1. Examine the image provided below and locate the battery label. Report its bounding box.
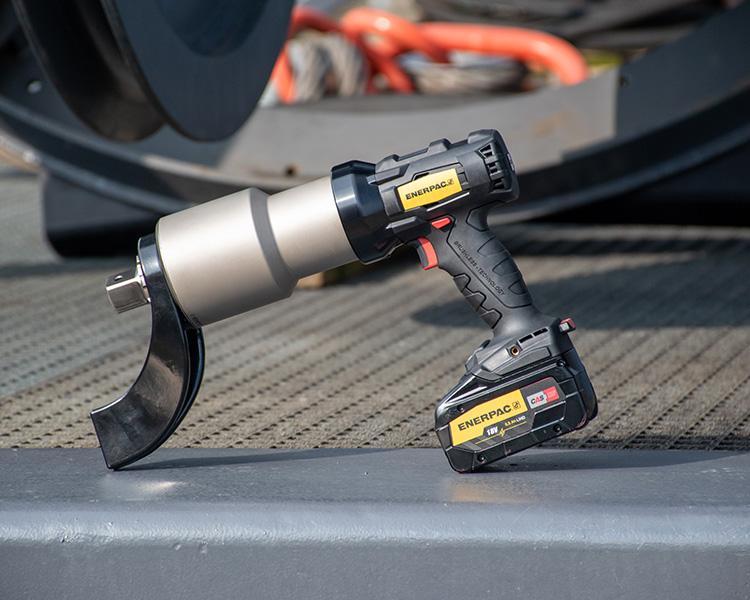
[448,377,565,450]
[449,389,528,446]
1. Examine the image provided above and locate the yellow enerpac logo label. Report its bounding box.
[397,168,463,210]
[449,390,528,446]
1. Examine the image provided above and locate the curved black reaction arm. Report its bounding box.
[90,235,204,470]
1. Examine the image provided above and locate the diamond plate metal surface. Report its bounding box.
[1,167,749,450]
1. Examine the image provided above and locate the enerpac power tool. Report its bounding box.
[93,130,597,472]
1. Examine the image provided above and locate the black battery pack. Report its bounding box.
[435,346,596,473]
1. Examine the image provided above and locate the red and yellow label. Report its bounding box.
[397,168,463,210]
[449,390,528,446]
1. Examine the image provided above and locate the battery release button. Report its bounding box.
[559,317,576,333]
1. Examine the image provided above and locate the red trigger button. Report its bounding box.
[431,216,453,230]
[416,237,439,270]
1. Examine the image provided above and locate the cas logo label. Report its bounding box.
[527,385,560,408]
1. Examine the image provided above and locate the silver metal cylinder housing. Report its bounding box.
[155,177,356,326]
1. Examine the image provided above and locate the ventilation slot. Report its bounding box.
[518,328,548,347]
[478,143,507,191]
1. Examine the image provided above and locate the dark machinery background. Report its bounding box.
[1,0,749,254]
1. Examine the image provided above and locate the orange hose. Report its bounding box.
[418,22,589,85]
[340,8,450,93]
[272,6,342,103]
[271,6,588,103]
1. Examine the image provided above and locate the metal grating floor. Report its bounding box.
[1,166,750,451]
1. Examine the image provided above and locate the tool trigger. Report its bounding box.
[413,237,439,270]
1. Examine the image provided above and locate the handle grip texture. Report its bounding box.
[428,206,539,332]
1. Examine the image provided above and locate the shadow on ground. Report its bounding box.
[411,252,750,329]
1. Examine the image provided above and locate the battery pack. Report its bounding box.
[435,353,595,472]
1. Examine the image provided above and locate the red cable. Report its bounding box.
[271,6,588,103]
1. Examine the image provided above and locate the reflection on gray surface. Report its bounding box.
[0,448,748,600]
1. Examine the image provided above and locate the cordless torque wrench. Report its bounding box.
[93,130,597,471]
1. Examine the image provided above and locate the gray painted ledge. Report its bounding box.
[1,447,748,600]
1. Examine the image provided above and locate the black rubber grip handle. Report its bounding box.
[428,206,537,331]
